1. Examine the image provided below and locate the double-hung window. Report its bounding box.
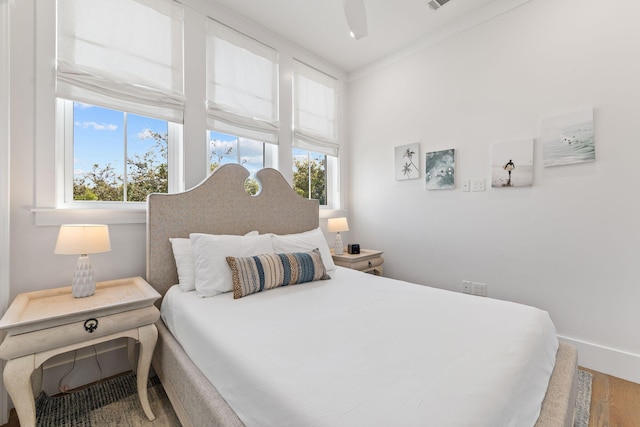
[292,60,340,207]
[56,0,184,205]
[206,19,279,193]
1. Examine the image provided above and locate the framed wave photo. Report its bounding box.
[394,143,420,180]
[425,148,455,190]
[541,108,595,167]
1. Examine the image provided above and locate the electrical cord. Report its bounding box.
[57,345,103,394]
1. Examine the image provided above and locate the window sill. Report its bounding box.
[33,206,341,226]
[31,207,147,226]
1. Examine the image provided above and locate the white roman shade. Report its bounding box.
[207,20,279,144]
[57,0,185,122]
[293,60,339,157]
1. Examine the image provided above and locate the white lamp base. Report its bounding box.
[334,232,344,255]
[72,254,96,298]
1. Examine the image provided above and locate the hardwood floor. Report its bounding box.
[0,368,638,426]
[582,367,640,427]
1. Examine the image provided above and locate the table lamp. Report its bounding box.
[54,224,111,298]
[327,217,349,255]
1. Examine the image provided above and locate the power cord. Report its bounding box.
[57,345,103,393]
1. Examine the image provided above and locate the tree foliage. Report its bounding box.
[74,132,262,201]
[293,155,326,205]
[73,130,168,202]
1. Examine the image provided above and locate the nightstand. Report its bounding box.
[0,277,160,427]
[331,249,384,275]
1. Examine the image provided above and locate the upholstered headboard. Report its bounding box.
[146,164,319,298]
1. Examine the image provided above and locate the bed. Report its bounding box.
[146,164,579,427]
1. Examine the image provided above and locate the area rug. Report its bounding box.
[574,369,592,427]
[34,369,593,426]
[35,372,180,427]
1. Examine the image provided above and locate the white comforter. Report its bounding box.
[161,267,558,427]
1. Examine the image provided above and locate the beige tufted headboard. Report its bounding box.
[146,164,319,298]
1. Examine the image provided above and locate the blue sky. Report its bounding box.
[73,103,167,178]
[73,102,265,178]
[74,102,323,181]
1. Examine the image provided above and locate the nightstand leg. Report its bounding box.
[4,355,36,427]
[136,324,158,421]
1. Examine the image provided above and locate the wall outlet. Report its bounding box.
[471,282,487,297]
[471,178,486,192]
[462,280,471,294]
[461,179,470,192]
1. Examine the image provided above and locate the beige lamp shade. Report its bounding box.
[54,224,111,255]
[327,217,349,233]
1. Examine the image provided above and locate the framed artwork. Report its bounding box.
[541,108,595,167]
[491,139,534,188]
[425,148,455,190]
[394,143,420,180]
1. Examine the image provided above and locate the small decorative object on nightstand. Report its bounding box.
[0,277,160,427]
[332,249,384,275]
[54,224,111,298]
[327,217,349,255]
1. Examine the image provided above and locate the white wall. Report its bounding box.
[347,0,640,382]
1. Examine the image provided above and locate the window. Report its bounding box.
[208,130,267,195]
[293,60,339,207]
[292,148,327,205]
[206,19,279,144]
[68,101,174,203]
[55,0,184,208]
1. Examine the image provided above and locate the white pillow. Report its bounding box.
[191,233,274,297]
[271,227,336,271]
[169,238,196,291]
[169,231,261,292]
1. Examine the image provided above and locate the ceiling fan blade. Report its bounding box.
[343,0,368,40]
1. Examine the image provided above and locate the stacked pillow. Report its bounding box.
[169,227,335,299]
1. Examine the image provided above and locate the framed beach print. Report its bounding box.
[491,139,534,188]
[394,143,420,180]
[540,108,595,167]
[425,148,455,190]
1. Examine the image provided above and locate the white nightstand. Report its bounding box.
[0,276,160,427]
[331,249,384,275]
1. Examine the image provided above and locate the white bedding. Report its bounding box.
[161,267,558,427]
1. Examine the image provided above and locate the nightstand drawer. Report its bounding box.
[0,306,159,360]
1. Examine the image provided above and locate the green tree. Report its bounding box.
[73,130,167,202]
[126,130,168,201]
[244,177,259,196]
[293,155,326,205]
[73,162,123,201]
[209,141,234,173]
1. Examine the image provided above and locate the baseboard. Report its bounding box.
[559,335,640,384]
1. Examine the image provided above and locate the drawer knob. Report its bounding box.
[84,318,99,333]
[368,261,372,268]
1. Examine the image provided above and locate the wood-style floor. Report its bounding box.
[581,367,640,427]
[1,368,639,426]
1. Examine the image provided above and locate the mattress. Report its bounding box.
[161,267,558,427]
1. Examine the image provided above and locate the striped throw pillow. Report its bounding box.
[226,248,330,299]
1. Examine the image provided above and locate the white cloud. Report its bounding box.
[75,121,118,131]
[137,128,154,140]
[74,102,94,110]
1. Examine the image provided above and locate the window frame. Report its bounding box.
[58,99,183,209]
